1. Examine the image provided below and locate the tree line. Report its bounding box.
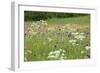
[24,11,89,21]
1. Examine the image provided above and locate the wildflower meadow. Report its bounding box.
[24,11,90,61]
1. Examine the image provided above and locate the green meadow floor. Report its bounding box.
[24,16,90,61]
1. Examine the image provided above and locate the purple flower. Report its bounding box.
[66,32,72,38]
[85,31,90,35]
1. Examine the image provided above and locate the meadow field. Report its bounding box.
[24,13,90,61]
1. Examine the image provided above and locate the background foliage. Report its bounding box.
[24,11,89,21]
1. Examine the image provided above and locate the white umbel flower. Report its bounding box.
[69,39,77,43]
[85,46,90,50]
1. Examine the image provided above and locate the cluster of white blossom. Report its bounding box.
[47,49,67,60]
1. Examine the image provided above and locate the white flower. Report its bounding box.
[76,44,79,45]
[80,38,83,41]
[54,50,60,54]
[62,50,66,53]
[81,50,85,54]
[72,32,79,35]
[49,51,54,55]
[74,34,85,40]
[48,52,59,59]
[72,32,86,41]
[59,49,63,51]
[85,46,90,50]
[80,33,84,35]
[55,53,60,57]
[59,49,65,53]
[61,53,65,56]
[69,39,77,43]
[48,37,52,42]
[47,49,66,59]
[72,42,76,45]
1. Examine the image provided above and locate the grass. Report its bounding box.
[24,15,90,62]
[46,16,90,25]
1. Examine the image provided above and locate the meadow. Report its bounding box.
[24,15,90,61]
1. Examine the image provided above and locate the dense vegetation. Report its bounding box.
[24,11,90,61]
[24,11,89,21]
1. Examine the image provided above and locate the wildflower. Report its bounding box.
[81,50,85,54]
[62,50,66,53]
[55,53,60,57]
[72,42,76,46]
[80,33,84,35]
[85,31,90,35]
[59,49,63,51]
[80,38,83,41]
[47,51,59,59]
[54,50,60,54]
[69,39,77,43]
[74,34,85,40]
[72,32,79,35]
[48,37,52,42]
[49,51,54,55]
[85,46,90,50]
[61,53,65,56]
[67,32,72,38]
[47,49,66,60]
[76,44,79,45]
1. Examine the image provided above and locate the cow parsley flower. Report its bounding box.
[47,49,66,60]
[69,39,77,43]
[74,33,85,41]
